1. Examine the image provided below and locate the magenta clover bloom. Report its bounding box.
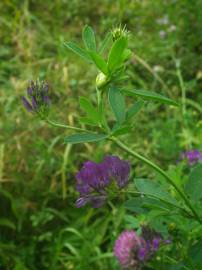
[75,155,130,208]
[22,80,50,117]
[114,230,146,269]
[180,150,202,166]
[114,227,168,269]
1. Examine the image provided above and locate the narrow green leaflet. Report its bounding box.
[82,25,96,51]
[185,164,202,201]
[64,41,92,63]
[98,32,112,54]
[79,97,101,123]
[112,125,132,136]
[89,52,108,75]
[79,117,99,127]
[124,197,149,214]
[135,178,178,205]
[125,197,171,214]
[64,133,108,144]
[107,37,128,72]
[126,100,144,119]
[122,89,179,106]
[121,49,132,62]
[108,87,126,124]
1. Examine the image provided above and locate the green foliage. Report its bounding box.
[82,25,97,51]
[1,0,202,269]
[98,32,112,54]
[64,133,108,144]
[89,51,108,75]
[185,164,202,201]
[122,89,179,106]
[135,178,178,205]
[64,41,92,63]
[108,87,126,124]
[79,96,101,124]
[126,100,144,120]
[188,238,202,268]
[107,37,128,72]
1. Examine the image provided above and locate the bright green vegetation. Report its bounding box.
[1,1,202,269]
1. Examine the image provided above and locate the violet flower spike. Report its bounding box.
[22,80,50,117]
[22,97,33,112]
[75,155,130,208]
[103,155,130,188]
[180,149,202,166]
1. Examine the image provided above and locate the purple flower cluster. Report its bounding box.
[180,150,202,166]
[114,227,167,269]
[22,80,50,116]
[75,155,130,208]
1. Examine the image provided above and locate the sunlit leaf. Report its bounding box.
[64,41,92,63]
[108,37,128,72]
[89,52,108,75]
[82,25,96,51]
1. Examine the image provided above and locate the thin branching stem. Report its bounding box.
[110,137,202,224]
[46,119,87,132]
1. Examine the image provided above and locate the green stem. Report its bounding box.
[186,98,202,114]
[46,119,87,132]
[96,87,111,133]
[176,60,186,117]
[61,144,72,199]
[110,137,202,224]
[96,86,101,108]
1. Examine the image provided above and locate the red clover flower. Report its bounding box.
[75,155,130,208]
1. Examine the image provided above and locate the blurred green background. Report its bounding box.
[0,0,202,269]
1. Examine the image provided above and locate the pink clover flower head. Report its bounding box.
[114,230,146,269]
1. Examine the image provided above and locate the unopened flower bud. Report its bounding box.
[111,25,130,42]
[95,72,109,89]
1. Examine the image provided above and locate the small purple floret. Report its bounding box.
[103,156,130,188]
[152,238,160,251]
[22,80,50,115]
[22,97,33,112]
[138,247,147,261]
[75,155,130,208]
[31,96,38,110]
[180,150,202,166]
